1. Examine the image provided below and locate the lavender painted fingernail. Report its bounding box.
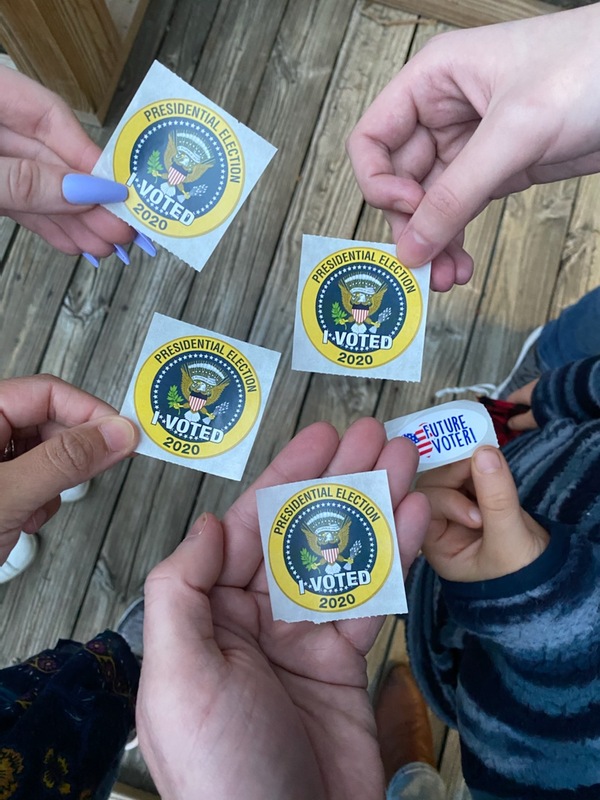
[82,252,100,268]
[113,244,130,265]
[62,174,129,205]
[133,229,157,257]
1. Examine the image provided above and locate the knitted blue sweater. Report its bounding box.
[406,356,600,799]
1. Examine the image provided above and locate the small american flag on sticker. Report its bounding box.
[403,428,433,457]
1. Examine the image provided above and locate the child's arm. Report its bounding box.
[530,355,600,426]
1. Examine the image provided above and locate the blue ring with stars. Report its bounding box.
[151,351,245,441]
[284,500,378,596]
[131,117,228,220]
[317,263,407,352]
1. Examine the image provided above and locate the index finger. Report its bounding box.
[0,66,100,172]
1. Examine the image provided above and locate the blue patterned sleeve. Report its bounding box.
[532,356,600,426]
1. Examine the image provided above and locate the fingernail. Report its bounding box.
[62,174,129,205]
[468,507,482,524]
[99,417,137,453]
[113,244,130,265]
[196,513,208,535]
[186,512,208,538]
[82,252,99,268]
[396,228,434,268]
[133,229,157,257]
[474,447,501,474]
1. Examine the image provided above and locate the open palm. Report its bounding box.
[137,418,429,800]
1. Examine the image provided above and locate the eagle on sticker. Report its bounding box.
[301,511,358,575]
[157,131,215,199]
[170,364,230,421]
[337,273,388,334]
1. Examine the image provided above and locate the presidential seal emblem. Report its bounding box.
[113,99,245,237]
[133,335,261,459]
[300,247,423,368]
[268,483,394,612]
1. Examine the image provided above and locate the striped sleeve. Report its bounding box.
[532,356,600,426]
[440,520,600,798]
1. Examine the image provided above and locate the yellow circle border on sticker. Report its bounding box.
[134,336,261,460]
[300,247,423,368]
[268,483,394,612]
[113,99,245,238]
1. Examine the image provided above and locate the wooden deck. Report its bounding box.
[2,0,600,794]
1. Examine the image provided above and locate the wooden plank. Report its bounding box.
[0,0,120,115]
[547,173,600,318]
[457,179,579,393]
[107,0,178,124]
[159,0,220,83]
[372,0,557,27]
[438,729,465,794]
[0,230,77,376]
[0,0,148,123]
[0,218,17,270]
[110,784,158,800]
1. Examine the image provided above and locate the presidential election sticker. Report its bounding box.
[93,61,276,272]
[385,400,499,473]
[292,235,431,381]
[121,313,280,480]
[256,470,407,623]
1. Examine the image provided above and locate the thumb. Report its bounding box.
[0,158,127,214]
[2,415,137,525]
[143,513,225,673]
[471,447,547,576]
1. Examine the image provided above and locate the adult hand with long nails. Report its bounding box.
[347,5,600,291]
[0,374,138,565]
[417,448,549,582]
[138,418,430,800]
[0,66,156,264]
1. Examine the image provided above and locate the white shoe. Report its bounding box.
[60,481,90,503]
[435,326,544,400]
[0,532,38,584]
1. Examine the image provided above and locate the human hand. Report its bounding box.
[0,66,156,263]
[417,447,549,582]
[0,374,138,564]
[506,379,539,431]
[347,5,600,290]
[138,418,429,800]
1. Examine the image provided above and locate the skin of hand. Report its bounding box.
[0,375,138,564]
[347,5,600,291]
[137,418,430,800]
[0,66,134,255]
[417,446,549,582]
[506,379,539,431]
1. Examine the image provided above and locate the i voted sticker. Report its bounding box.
[121,313,280,480]
[385,400,499,472]
[257,471,407,623]
[93,61,276,273]
[292,236,430,382]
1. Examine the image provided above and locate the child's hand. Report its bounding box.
[417,447,549,582]
[506,379,539,431]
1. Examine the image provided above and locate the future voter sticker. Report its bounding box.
[134,335,260,459]
[267,483,394,613]
[113,99,245,237]
[301,246,423,369]
[385,400,499,473]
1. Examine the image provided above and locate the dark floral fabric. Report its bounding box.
[0,632,139,799]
